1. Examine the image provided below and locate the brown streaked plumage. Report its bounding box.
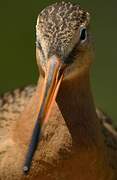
[0,1,117,180]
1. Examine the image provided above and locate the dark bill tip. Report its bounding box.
[23,166,29,174]
[23,121,41,175]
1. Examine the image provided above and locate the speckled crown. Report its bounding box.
[36,1,90,58]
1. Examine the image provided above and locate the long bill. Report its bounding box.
[23,55,66,174]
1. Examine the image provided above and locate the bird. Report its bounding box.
[0,1,117,180]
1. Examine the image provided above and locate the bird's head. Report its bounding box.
[35,0,93,127]
[36,1,93,80]
[24,1,94,173]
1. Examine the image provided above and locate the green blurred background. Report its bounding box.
[0,0,117,124]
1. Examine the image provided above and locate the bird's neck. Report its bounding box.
[56,70,114,179]
[57,69,103,146]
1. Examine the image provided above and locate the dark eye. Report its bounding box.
[36,41,42,50]
[80,27,87,43]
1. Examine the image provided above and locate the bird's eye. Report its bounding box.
[80,27,87,43]
[36,41,42,50]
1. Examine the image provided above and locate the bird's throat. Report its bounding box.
[57,70,103,147]
[56,70,114,179]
